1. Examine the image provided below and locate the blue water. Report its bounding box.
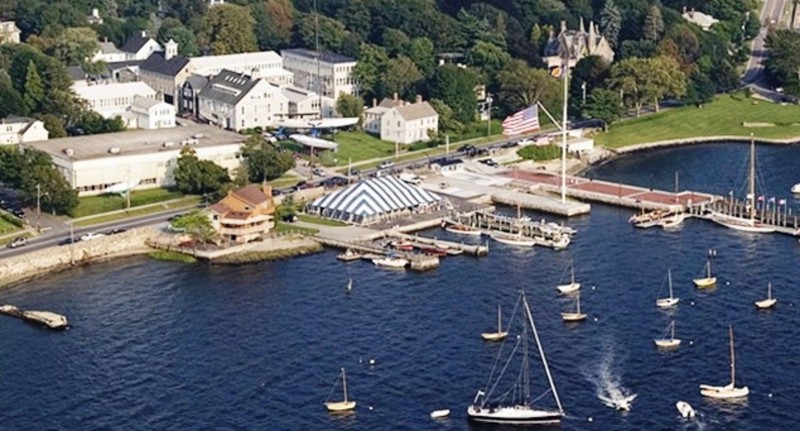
[2,143,800,430]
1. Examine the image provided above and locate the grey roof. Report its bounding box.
[120,33,150,53]
[198,69,260,105]
[281,48,355,64]
[132,95,161,109]
[25,124,245,161]
[394,102,438,121]
[281,87,315,103]
[105,60,144,70]
[99,41,123,54]
[140,53,190,77]
[184,75,208,91]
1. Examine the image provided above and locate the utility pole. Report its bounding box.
[486,95,493,136]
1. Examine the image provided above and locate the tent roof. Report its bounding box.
[309,175,440,218]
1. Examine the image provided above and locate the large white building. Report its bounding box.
[281,49,357,101]
[190,51,293,85]
[73,81,158,119]
[380,98,439,144]
[364,96,403,135]
[197,70,288,131]
[123,96,176,130]
[23,125,245,195]
[0,116,49,145]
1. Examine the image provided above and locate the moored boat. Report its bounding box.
[699,325,749,400]
[654,321,681,349]
[490,232,535,247]
[444,223,482,236]
[325,368,356,412]
[792,183,800,194]
[337,248,362,261]
[754,282,777,309]
[372,256,408,269]
[656,269,679,308]
[659,212,686,229]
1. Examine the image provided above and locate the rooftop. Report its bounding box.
[191,51,283,72]
[233,185,269,205]
[26,124,245,161]
[140,52,191,77]
[1,115,36,125]
[281,48,356,64]
[394,101,438,121]
[98,41,123,55]
[132,95,163,110]
[199,69,260,105]
[281,86,316,103]
[120,32,154,54]
[73,81,156,100]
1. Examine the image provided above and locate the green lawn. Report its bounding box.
[331,131,395,164]
[0,216,18,235]
[296,214,347,226]
[595,94,800,148]
[75,196,201,227]
[272,221,319,235]
[72,188,186,218]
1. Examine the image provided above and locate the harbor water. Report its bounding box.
[2,142,800,430]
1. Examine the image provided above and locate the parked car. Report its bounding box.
[105,228,127,235]
[57,237,79,246]
[312,167,325,177]
[282,213,297,223]
[501,140,518,148]
[479,158,499,167]
[80,232,105,241]
[6,236,27,249]
[262,132,278,143]
[517,138,533,146]
[346,168,360,177]
[377,160,395,170]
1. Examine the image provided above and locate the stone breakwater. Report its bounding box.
[612,135,800,155]
[0,227,157,288]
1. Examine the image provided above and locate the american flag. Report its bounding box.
[502,105,540,136]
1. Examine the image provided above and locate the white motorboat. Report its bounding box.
[490,232,535,247]
[325,368,356,412]
[659,212,686,229]
[693,251,717,288]
[468,291,565,425]
[754,282,777,309]
[699,325,749,400]
[676,401,696,418]
[544,221,577,236]
[556,263,581,294]
[656,269,679,308]
[561,295,587,322]
[792,183,800,194]
[430,409,450,419]
[481,305,508,342]
[445,223,482,236]
[372,256,408,269]
[654,321,681,349]
[550,235,571,250]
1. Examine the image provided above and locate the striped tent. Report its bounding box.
[308,175,442,224]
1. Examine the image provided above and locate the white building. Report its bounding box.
[92,40,127,64]
[379,97,439,144]
[190,51,293,85]
[281,48,357,101]
[73,81,158,119]
[123,96,176,130]
[682,8,719,31]
[197,69,289,131]
[0,116,49,145]
[23,125,245,196]
[0,21,21,44]
[363,96,403,135]
[120,31,163,61]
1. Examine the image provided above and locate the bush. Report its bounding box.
[408,140,440,151]
[0,210,24,227]
[517,145,561,161]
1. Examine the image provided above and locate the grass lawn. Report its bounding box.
[72,188,186,218]
[331,131,395,164]
[296,214,347,226]
[272,221,319,235]
[0,217,19,235]
[595,94,800,148]
[75,196,201,227]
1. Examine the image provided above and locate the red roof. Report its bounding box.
[233,185,268,205]
[209,202,231,214]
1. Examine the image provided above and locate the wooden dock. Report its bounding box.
[385,231,489,256]
[444,211,575,250]
[688,198,800,236]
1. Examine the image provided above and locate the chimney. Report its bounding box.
[393,92,398,101]
[372,98,377,107]
[683,6,687,14]
[560,20,566,33]
[141,30,146,38]
[415,94,422,104]
[92,8,99,18]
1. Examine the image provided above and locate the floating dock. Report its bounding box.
[0,304,68,330]
[444,211,575,250]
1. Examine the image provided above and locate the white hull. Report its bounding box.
[659,213,686,229]
[676,401,696,418]
[467,405,562,425]
[656,297,679,308]
[710,213,776,233]
[755,298,776,309]
[372,258,408,269]
[699,384,749,399]
[792,183,800,194]
[655,338,681,349]
[561,312,586,322]
[445,225,482,236]
[325,401,356,412]
[430,409,450,419]
[491,233,535,247]
[557,282,581,294]
[693,277,717,288]
[481,331,508,341]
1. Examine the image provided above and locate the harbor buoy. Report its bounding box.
[588,417,593,422]
[691,301,695,306]
[369,358,376,365]
[769,393,773,398]
[369,406,374,411]
[689,340,694,345]
[726,281,730,285]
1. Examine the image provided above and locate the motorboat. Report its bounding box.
[792,183,800,194]
[337,249,362,261]
[391,241,414,251]
[372,257,408,269]
[676,401,696,418]
[430,409,450,419]
[490,232,535,247]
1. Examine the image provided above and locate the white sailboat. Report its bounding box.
[481,305,508,341]
[445,223,482,236]
[754,282,777,309]
[490,231,535,247]
[561,295,587,322]
[659,212,686,229]
[654,321,681,349]
[556,263,581,294]
[325,368,356,412]
[693,251,717,288]
[467,291,565,425]
[710,138,775,233]
[699,325,749,400]
[656,269,679,308]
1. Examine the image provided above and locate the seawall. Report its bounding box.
[611,135,800,155]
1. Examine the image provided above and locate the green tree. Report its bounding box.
[17,149,78,215]
[497,60,559,116]
[382,28,410,57]
[683,71,716,107]
[336,93,364,121]
[428,98,463,134]
[253,0,295,50]
[583,89,624,131]
[22,60,44,114]
[0,70,24,118]
[52,27,101,67]
[764,29,800,96]
[610,56,686,116]
[465,41,511,86]
[0,145,24,187]
[162,0,207,23]
[239,135,295,183]
[203,4,257,55]
[406,37,436,78]
[296,12,350,52]
[383,56,423,100]
[428,64,477,124]
[172,210,218,244]
[352,43,389,100]
[643,5,664,42]
[158,19,199,57]
[173,147,232,195]
[599,0,621,48]
[37,114,67,138]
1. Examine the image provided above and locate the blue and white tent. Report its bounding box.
[308,175,441,224]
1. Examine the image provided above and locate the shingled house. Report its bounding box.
[208,184,275,244]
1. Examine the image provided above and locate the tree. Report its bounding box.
[16,149,78,215]
[37,114,67,138]
[583,89,624,131]
[253,0,294,50]
[173,147,231,195]
[599,0,622,48]
[465,41,511,87]
[0,145,24,187]
[0,70,24,118]
[406,37,436,78]
[296,12,350,52]
[162,0,207,23]
[643,5,664,42]
[428,98,462,134]
[497,60,559,117]
[171,210,218,244]
[764,29,800,96]
[352,43,389,100]
[382,28,410,57]
[50,27,101,67]
[569,55,610,116]
[336,94,364,121]
[610,56,686,116]
[683,71,716,107]
[203,4,257,55]
[22,60,44,114]
[428,64,477,124]
[158,19,198,57]
[383,56,423,100]
[239,135,295,183]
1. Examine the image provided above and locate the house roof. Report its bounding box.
[132,95,162,110]
[120,33,152,54]
[233,185,269,205]
[379,98,404,108]
[1,115,35,126]
[281,86,316,104]
[198,69,260,105]
[66,65,87,81]
[98,41,123,55]
[184,75,209,90]
[190,51,283,74]
[209,202,232,215]
[73,81,156,101]
[393,102,438,121]
[281,48,355,64]
[140,52,191,77]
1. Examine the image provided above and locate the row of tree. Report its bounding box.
[0,145,78,215]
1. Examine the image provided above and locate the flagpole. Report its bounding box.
[561,49,569,204]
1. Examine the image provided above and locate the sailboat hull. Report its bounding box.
[656,298,679,308]
[556,282,581,294]
[561,312,587,322]
[699,384,749,399]
[481,331,509,342]
[325,401,356,412]
[710,213,776,233]
[755,298,776,309]
[445,225,482,236]
[655,339,681,349]
[693,277,717,288]
[467,405,562,425]
[491,233,535,246]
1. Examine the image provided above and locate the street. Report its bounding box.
[743,0,788,98]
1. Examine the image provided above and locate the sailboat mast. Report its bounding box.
[576,295,581,314]
[497,305,502,331]
[571,264,575,284]
[522,292,564,414]
[749,136,756,220]
[674,171,679,204]
[668,269,673,298]
[341,368,348,402]
[729,326,736,386]
[670,321,675,340]
[768,282,772,300]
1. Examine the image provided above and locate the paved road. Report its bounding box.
[743,0,788,99]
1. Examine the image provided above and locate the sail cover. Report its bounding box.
[308,175,441,224]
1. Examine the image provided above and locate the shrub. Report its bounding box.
[517,145,561,161]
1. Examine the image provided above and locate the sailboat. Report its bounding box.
[481,305,508,341]
[656,269,679,308]
[556,263,581,294]
[755,282,777,309]
[561,295,587,322]
[490,231,536,247]
[467,291,565,425]
[700,325,749,400]
[325,368,356,412]
[693,251,717,288]
[654,321,681,349]
[710,138,775,233]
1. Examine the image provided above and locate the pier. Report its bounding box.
[444,211,575,250]
[689,198,800,236]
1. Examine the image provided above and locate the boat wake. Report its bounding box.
[586,344,637,412]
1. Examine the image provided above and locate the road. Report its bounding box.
[742,0,788,98]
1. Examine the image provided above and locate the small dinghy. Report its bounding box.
[676,401,696,418]
[430,409,450,419]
